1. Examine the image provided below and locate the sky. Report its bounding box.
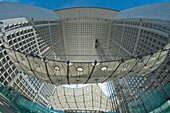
[0,0,170,11]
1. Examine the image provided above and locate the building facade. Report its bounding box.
[0,2,170,113]
[0,3,60,107]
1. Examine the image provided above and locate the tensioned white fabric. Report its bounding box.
[48,84,113,112]
[5,43,170,85]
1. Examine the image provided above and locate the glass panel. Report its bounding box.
[0,83,64,113]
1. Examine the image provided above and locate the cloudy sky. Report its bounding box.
[0,0,169,11]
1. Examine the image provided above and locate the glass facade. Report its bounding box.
[0,83,64,113]
[0,2,170,113]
